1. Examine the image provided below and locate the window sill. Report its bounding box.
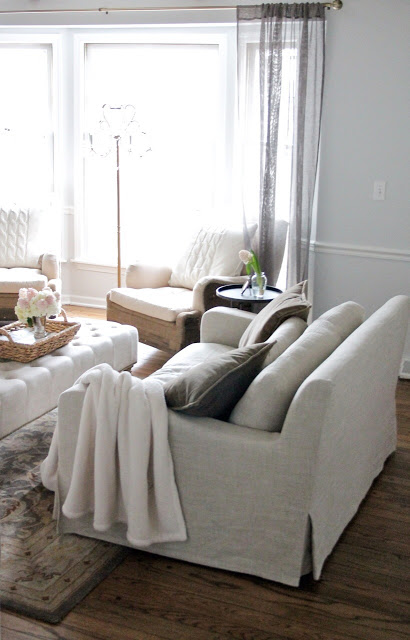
[70,259,125,274]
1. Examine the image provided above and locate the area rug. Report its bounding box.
[0,410,129,624]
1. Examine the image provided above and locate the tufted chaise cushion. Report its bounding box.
[0,319,138,439]
[0,206,47,268]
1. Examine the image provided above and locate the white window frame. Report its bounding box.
[0,32,62,210]
[72,25,237,266]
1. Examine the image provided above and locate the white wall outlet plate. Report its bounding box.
[373,180,386,201]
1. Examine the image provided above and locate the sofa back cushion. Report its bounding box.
[164,340,273,419]
[239,281,311,347]
[169,225,257,290]
[0,206,46,268]
[263,316,308,366]
[229,301,365,432]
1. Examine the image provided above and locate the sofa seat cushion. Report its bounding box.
[164,341,273,419]
[169,225,256,290]
[230,301,365,432]
[109,286,194,322]
[0,268,48,293]
[143,342,232,386]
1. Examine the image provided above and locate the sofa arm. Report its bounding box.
[40,253,60,281]
[126,262,172,289]
[47,278,62,293]
[193,275,248,312]
[200,307,255,347]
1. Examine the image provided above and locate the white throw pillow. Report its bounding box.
[0,206,46,268]
[169,225,257,290]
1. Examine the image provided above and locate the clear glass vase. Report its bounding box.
[251,272,267,299]
[33,315,47,339]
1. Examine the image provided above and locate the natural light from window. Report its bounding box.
[82,41,225,266]
[0,45,53,204]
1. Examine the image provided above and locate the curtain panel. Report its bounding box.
[237,3,326,287]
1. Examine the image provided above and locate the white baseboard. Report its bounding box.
[400,359,410,380]
[62,294,106,309]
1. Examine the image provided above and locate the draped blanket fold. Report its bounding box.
[41,363,187,547]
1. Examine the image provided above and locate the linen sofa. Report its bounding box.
[0,205,61,320]
[55,294,409,586]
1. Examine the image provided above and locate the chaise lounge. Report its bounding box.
[54,292,409,587]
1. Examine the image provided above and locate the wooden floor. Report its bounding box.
[2,305,409,640]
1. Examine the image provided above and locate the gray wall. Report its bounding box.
[313,0,410,371]
[2,0,409,369]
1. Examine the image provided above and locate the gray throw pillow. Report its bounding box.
[164,341,274,419]
[239,281,311,347]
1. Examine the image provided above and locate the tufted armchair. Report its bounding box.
[107,222,288,353]
[0,205,61,321]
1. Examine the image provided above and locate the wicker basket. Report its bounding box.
[0,309,81,363]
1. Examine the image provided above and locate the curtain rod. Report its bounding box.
[0,1,343,16]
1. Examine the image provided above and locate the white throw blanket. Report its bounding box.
[41,363,187,547]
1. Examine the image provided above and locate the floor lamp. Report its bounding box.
[89,104,151,287]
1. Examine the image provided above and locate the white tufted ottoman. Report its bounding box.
[0,318,138,439]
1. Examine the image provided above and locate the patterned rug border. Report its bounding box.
[0,410,129,625]
[0,548,128,624]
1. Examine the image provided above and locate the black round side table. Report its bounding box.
[216,284,282,313]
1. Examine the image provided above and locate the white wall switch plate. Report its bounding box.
[373,180,386,200]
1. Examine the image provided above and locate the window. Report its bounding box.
[78,30,235,266]
[0,43,54,204]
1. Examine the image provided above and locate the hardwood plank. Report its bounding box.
[2,306,409,640]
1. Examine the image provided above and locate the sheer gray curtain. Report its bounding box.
[237,3,326,287]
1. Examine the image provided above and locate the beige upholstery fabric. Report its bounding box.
[46,278,62,293]
[126,262,172,289]
[0,268,48,293]
[239,282,311,347]
[192,275,248,314]
[230,301,365,432]
[164,341,273,418]
[169,225,257,289]
[109,286,194,323]
[263,316,308,366]
[200,307,255,347]
[55,296,409,587]
[40,252,60,281]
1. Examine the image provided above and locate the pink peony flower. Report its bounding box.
[27,288,38,300]
[18,298,30,309]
